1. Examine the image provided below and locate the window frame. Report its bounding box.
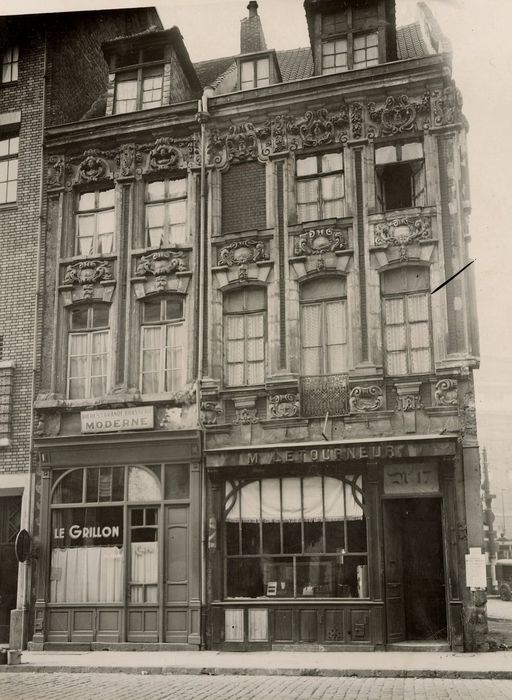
[223,286,266,387]
[113,48,165,114]
[239,55,271,90]
[296,151,345,223]
[67,302,110,400]
[144,177,188,249]
[321,27,379,74]
[1,46,19,84]
[139,295,186,395]
[375,140,426,212]
[75,188,115,256]
[0,134,18,205]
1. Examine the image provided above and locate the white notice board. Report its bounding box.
[465,547,487,589]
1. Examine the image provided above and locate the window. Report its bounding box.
[2,46,18,83]
[322,39,348,74]
[381,266,432,376]
[225,476,367,599]
[113,47,165,114]
[76,189,115,256]
[145,179,187,247]
[0,135,18,204]
[140,296,184,394]
[67,303,109,399]
[300,277,348,376]
[296,152,344,223]
[375,141,425,211]
[240,56,270,90]
[353,33,379,68]
[321,27,379,73]
[224,287,265,387]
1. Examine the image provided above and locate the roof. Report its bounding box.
[193,23,431,88]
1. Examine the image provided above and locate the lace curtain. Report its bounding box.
[50,546,123,603]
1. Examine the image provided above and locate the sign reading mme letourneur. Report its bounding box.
[80,406,154,433]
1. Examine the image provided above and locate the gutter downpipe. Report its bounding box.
[195,85,213,648]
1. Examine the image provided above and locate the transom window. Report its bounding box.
[2,46,18,83]
[225,475,368,599]
[296,152,344,223]
[76,189,115,256]
[145,179,187,248]
[240,57,270,90]
[300,276,348,376]
[140,296,184,394]
[224,286,265,387]
[375,141,425,211]
[67,303,109,399]
[114,47,165,114]
[381,266,432,376]
[0,135,18,204]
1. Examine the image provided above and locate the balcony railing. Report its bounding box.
[299,374,350,418]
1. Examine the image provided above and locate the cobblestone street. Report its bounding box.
[1,673,512,700]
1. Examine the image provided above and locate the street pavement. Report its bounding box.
[488,596,512,621]
[1,673,512,700]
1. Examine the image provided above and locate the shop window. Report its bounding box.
[130,506,159,603]
[300,276,348,376]
[296,152,344,223]
[240,56,270,90]
[114,47,165,113]
[381,266,432,376]
[145,178,187,248]
[225,475,368,599]
[375,141,425,211]
[67,303,109,399]
[127,465,161,501]
[140,295,184,394]
[1,46,18,83]
[0,135,18,204]
[224,286,266,387]
[75,189,115,256]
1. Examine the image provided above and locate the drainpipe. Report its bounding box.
[195,84,213,647]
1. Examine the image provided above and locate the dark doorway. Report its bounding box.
[0,496,21,643]
[384,498,447,642]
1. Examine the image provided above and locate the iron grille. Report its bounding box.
[300,374,349,417]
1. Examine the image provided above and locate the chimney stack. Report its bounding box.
[240,1,267,54]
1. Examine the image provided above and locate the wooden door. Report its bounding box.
[165,505,189,643]
[0,497,20,643]
[383,501,405,643]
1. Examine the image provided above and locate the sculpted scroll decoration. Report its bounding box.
[368,92,431,137]
[135,251,188,291]
[268,394,300,419]
[63,259,113,298]
[434,378,458,407]
[374,217,431,261]
[349,385,384,413]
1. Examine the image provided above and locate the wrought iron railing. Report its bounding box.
[299,374,350,417]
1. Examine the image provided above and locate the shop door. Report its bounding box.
[0,497,21,643]
[384,498,447,642]
[165,505,189,643]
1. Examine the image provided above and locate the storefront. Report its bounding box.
[205,435,464,651]
[31,428,201,649]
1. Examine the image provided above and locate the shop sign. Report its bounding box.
[383,463,439,494]
[53,524,120,540]
[242,444,405,466]
[81,406,154,433]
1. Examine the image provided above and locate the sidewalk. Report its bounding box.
[1,649,512,680]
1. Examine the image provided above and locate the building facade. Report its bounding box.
[29,0,485,652]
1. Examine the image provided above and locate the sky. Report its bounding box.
[3,0,512,525]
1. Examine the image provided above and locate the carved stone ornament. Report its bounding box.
[396,394,423,412]
[269,393,300,419]
[374,217,431,261]
[349,385,383,413]
[294,107,349,148]
[233,407,259,425]
[63,259,113,298]
[434,378,458,406]
[350,102,363,139]
[136,251,187,291]
[115,143,141,178]
[432,84,463,127]
[460,390,477,437]
[148,137,182,171]
[77,149,109,182]
[201,401,223,425]
[218,240,268,267]
[368,92,430,136]
[226,122,259,163]
[48,155,65,188]
[295,227,346,257]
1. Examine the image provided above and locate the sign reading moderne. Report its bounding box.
[80,406,154,434]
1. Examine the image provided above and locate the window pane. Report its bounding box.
[227,362,244,386]
[241,60,255,88]
[247,359,264,385]
[92,303,109,328]
[301,304,321,348]
[407,294,429,321]
[0,139,8,157]
[386,350,407,375]
[9,137,19,155]
[169,199,187,225]
[402,141,424,161]
[297,179,318,206]
[164,463,189,499]
[164,297,183,320]
[143,298,162,323]
[116,75,137,99]
[410,321,430,349]
[296,157,318,177]
[375,145,398,165]
[168,178,187,199]
[262,522,281,554]
[226,315,244,341]
[53,469,84,504]
[78,192,95,211]
[97,210,114,234]
[411,348,431,373]
[325,521,345,553]
[384,298,404,324]
[386,324,406,352]
[354,35,366,49]
[147,180,165,201]
[71,307,88,330]
[304,521,323,553]
[322,152,343,173]
[6,179,17,203]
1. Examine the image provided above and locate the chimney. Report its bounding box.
[240,1,267,54]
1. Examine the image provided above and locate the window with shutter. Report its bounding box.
[375,141,425,212]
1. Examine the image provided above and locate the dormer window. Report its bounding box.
[353,32,379,69]
[113,46,165,114]
[322,31,379,74]
[240,56,269,90]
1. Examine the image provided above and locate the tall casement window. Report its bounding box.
[113,47,165,114]
[381,266,432,376]
[140,295,184,394]
[145,178,187,248]
[75,189,115,256]
[300,277,348,376]
[224,286,265,387]
[375,141,426,211]
[67,303,109,399]
[321,10,379,74]
[1,46,18,83]
[0,135,18,204]
[296,152,344,223]
[225,476,368,599]
[240,56,270,90]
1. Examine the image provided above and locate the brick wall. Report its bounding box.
[221,161,267,234]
